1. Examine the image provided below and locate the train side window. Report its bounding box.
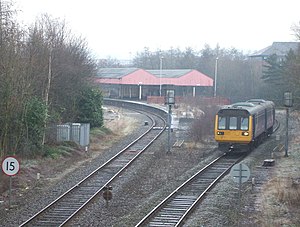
[241,117,249,130]
[229,117,237,130]
[218,116,226,129]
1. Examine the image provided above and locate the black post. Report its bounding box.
[285,107,289,157]
[283,91,293,157]
[165,88,175,154]
[167,104,172,153]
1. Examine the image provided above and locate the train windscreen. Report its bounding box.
[218,109,249,130]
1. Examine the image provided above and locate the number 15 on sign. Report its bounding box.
[2,156,20,176]
[1,156,20,209]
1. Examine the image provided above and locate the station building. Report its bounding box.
[95,68,214,102]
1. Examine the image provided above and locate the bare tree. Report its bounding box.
[0,9,97,157]
[291,21,300,40]
[0,0,27,156]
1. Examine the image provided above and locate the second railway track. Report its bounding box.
[135,153,246,227]
[19,103,167,227]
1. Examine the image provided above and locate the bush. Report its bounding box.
[22,97,47,156]
[77,88,104,128]
[188,105,220,143]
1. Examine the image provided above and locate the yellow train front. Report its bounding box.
[214,99,275,152]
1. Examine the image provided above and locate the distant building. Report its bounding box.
[250,42,300,60]
[94,68,213,101]
[248,42,300,97]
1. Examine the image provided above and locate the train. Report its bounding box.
[214,99,275,152]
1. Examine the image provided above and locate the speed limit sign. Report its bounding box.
[1,156,20,176]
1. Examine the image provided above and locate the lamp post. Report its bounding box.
[165,88,175,153]
[284,91,293,157]
[159,56,164,96]
[214,57,218,97]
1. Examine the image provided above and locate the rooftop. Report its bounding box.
[97,68,139,79]
[250,42,300,58]
[146,69,193,78]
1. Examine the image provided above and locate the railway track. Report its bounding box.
[19,106,167,227]
[135,153,246,227]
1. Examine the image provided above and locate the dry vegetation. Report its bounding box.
[259,111,300,226]
[0,107,138,199]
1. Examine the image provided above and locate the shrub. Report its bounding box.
[77,87,104,128]
[188,105,220,143]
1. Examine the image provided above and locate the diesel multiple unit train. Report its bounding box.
[214,99,275,152]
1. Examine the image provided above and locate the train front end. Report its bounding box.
[214,105,253,152]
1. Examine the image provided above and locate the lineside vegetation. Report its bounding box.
[0,2,103,158]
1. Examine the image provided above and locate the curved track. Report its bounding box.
[135,153,246,227]
[135,118,281,227]
[20,104,167,227]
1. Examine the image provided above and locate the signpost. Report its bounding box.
[165,88,175,153]
[284,91,293,157]
[230,163,250,215]
[1,156,20,208]
[230,163,250,184]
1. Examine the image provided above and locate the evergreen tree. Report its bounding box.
[262,54,284,85]
[76,88,103,128]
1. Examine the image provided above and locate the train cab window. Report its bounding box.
[218,116,226,130]
[240,117,249,130]
[229,117,237,130]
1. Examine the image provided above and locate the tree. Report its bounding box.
[76,88,103,128]
[282,49,300,107]
[98,58,122,68]
[0,7,100,157]
[188,105,219,143]
[262,54,284,84]
[291,21,300,40]
[25,14,98,120]
[261,48,300,106]
[23,97,47,152]
[0,0,27,156]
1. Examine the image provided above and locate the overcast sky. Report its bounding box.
[14,0,300,59]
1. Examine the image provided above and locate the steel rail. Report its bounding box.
[135,153,246,227]
[19,108,166,227]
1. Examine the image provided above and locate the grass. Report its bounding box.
[90,126,112,137]
[259,145,300,225]
[274,177,300,206]
[47,126,116,158]
[42,141,82,159]
[250,111,300,226]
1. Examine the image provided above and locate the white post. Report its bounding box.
[139,83,142,100]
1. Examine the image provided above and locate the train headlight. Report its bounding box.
[217,131,224,135]
[242,132,249,136]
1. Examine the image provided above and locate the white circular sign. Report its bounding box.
[230,163,250,184]
[1,156,20,176]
